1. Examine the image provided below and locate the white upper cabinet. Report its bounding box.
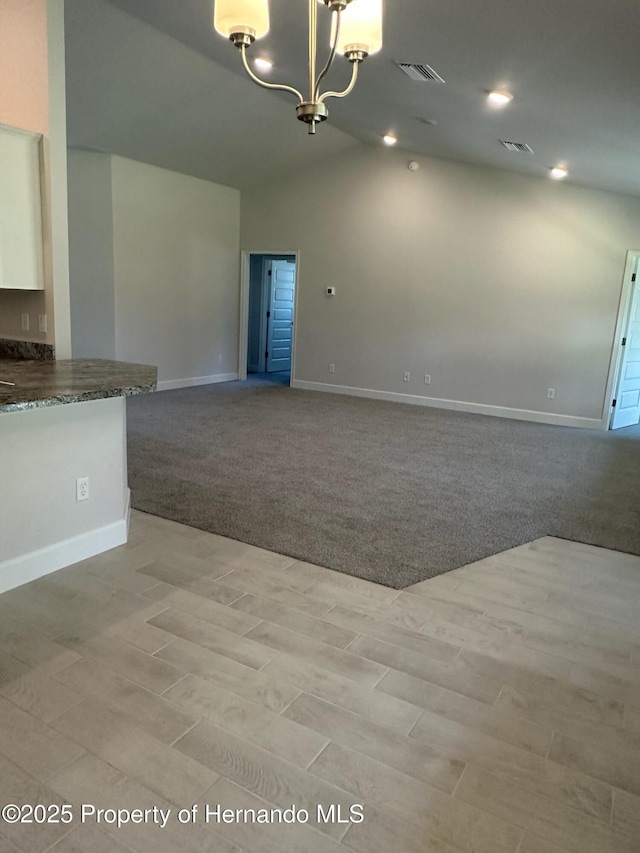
[0,124,45,290]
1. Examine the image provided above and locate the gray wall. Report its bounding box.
[242,146,640,424]
[111,156,241,386]
[68,149,116,358]
[67,151,241,386]
[0,397,128,592]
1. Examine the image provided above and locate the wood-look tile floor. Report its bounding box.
[0,510,639,853]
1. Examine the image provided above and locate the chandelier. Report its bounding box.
[213,0,383,134]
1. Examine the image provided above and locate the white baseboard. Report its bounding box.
[291,380,602,430]
[157,373,238,392]
[0,516,129,596]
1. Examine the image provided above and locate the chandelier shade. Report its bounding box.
[335,0,383,56]
[214,0,270,41]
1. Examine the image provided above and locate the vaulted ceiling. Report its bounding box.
[65,0,640,196]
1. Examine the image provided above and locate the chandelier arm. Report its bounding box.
[319,60,359,103]
[240,45,303,102]
[314,10,342,100]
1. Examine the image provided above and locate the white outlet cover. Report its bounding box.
[76,477,90,501]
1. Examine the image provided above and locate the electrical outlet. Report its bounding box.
[329,363,335,374]
[403,371,411,382]
[547,388,555,400]
[21,313,29,331]
[38,314,47,333]
[424,374,431,385]
[76,477,90,502]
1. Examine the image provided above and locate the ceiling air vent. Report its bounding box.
[500,140,534,153]
[397,63,445,84]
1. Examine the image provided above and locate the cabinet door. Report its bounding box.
[0,125,45,290]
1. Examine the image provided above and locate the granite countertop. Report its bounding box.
[0,359,157,413]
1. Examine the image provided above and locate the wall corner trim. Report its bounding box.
[291,380,602,430]
[124,487,131,537]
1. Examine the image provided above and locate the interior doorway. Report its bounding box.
[240,252,298,385]
[607,250,640,429]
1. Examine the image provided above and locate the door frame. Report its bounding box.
[602,249,640,429]
[238,249,300,383]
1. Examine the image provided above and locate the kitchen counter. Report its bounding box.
[1,357,157,592]
[0,358,157,413]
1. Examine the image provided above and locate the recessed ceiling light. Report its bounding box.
[550,166,569,180]
[383,133,398,146]
[487,90,513,107]
[254,57,273,73]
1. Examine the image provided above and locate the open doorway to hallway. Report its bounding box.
[245,253,297,386]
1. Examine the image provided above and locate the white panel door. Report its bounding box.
[266,260,295,373]
[612,270,640,429]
